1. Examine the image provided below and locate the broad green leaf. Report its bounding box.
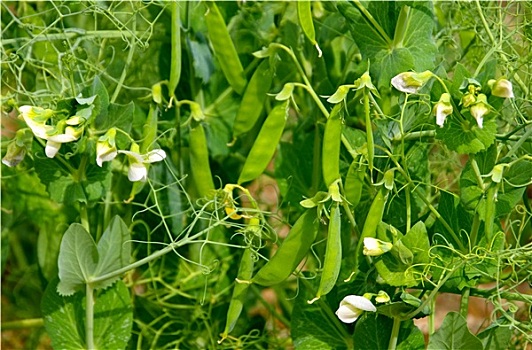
[93,216,131,290]
[436,117,497,154]
[42,278,133,350]
[291,284,349,350]
[505,159,532,187]
[37,223,62,281]
[477,321,512,350]
[338,1,437,88]
[57,224,98,296]
[402,221,430,265]
[428,312,483,350]
[354,314,424,350]
[89,76,109,127]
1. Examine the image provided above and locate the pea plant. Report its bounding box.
[2,1,531,349]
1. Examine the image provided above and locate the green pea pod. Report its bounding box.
[189,124,215,198]
[168,2,181,98]
[220,247,254,342]
[205,2,247,95]
[322,104,343,187]
[311,203,342,303]
[238,101,288,184]
[344,160,366,208]
[252,209,318,286]
[297,1,322,57]
[232,60,273,139]
[361,186,389,240]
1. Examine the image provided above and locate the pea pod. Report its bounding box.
[310,203,342,303]
[238,101,288,184]
[297,1,322,57]
[344,160,366,208]
[360,186,389,240]
[252,209,318,286]
[205,2,247,95]
[232,60,273,139]
[220,247,254,342]
[168,2,181,98]
[322,104,343,187]
[189,124,215,198]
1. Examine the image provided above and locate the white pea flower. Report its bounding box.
[488,78,514,98]
[336,295,377,323]
[363,237,393,256]
[2,129,33,167]
[470,94,490,128]
[433,93,453,127]
[96,128,118,167]
[19,105,54,139]
[391,71,433,94]
[119,143,166,182]
[45,126,82,158]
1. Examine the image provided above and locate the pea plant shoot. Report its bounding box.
[2,1,531,349]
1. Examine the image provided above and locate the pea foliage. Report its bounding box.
[1,1,531,349]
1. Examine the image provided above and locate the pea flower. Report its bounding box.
[391,71,433,94]
[2,129,33,167]
[45,126,82,158]
[118,143,166,182]
[363,237,393,256]
[19,105,54,139]
[336,295,377,323]
[470,94,490,128]
[96,128,118,167]
[433,93,453,127]
[488,78,514,98]
[375,290,390,304]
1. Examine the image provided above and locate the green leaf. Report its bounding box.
[505,159,532,187]
[338,1,437,88]
[57,224,98,296]
[428,312,483,350]
[291,284,349,350]
[42,278,133,350]
[477,321,512,350]
[402,221,430,265]
[93,216,131,290]
[90,76,110,127]
[436,117,497,154]
[354,314,424,350]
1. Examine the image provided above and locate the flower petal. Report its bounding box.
[336,303,362,324]
[118,150,144,163]
[144,149,166,163]
[128,162,148,182]
[48,133,78,143]
[45,141,62,158]
[341,295,377,312]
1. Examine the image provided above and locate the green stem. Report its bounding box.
[85,284,95,350]
[1,30,145,46]
[392,130,435,142]
[392,6,410,48]
[1,318,44,330]
[388,317,401,350]
[80,204,90,234]
[311,123,322,195]
[110,15,136,103]
[364,88,374,173]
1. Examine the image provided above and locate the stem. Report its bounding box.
[85,284,95,350]
[392,6,411,48]
[364,88,374,173]
[1,318,44,330]
[1,30,145,46]
[388,317,401,350]
[311,124,322,195]
[110,15,136,103]
[80,204,90,233]
[469,213,481,248]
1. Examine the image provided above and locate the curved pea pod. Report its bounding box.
[344,160,366,208]
[360,186,389,240]
[309,203,342,303]
[232,60,273,139]
[205,2,247,95]
[168,2,181,98]
[322,104,343,187]
[189,124,215,198]
[238,101,289,184]
[252,209,318,286]
[219,247,254,343]
[297,1,322,57]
